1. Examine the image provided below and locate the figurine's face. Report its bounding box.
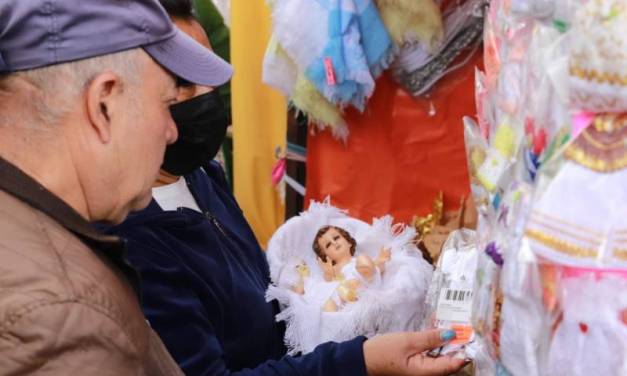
[317,227,352,263]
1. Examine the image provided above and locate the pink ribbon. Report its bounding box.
[271,158,286,187]
[572,111,596,139]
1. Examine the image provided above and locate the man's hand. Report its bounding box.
[363,330,467,376]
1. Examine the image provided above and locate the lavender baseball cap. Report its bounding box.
[0,0,232,86]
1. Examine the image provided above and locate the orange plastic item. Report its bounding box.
[451,324,474,345]
[305,53,482,223]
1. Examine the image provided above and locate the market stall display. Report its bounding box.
[463,0,627,374]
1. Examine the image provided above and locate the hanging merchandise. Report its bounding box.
[263,35,349,139]
[374,0,444,51]
[265,0,395,107]
[263,0,451,139]
[392,0,487,97]
[464,0,627,374]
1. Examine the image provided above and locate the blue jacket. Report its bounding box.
[108,162,366,376]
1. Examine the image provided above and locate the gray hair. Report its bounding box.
[0,48,143,128]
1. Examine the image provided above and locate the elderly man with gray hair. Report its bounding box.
[0,0,231,374]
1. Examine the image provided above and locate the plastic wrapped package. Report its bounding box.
[525,118,627,269]
[546,272,627,376]
[569,0,627,113]
[470,0,627,375]
[468,138,547,376]
[422,229,480,357]
[463,117,490,211]
[470,236,504,373]
[392,0,486,97]
[475,117,522,195]
[475,69,492,139]
[512,23,571,181]
[509,0,588,26]
[494,181,551,376]
[510,0,554,20]
[481,4,500,91]
[474,16,535,197]
[511,114,627,375]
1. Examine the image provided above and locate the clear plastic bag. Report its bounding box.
[422,229,480,357]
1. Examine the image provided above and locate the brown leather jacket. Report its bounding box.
[0,158,183,375]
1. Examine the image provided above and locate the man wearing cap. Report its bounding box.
[0,0,231,374]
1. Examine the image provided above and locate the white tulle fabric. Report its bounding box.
[266,201,433,354]
[547,276,627,376]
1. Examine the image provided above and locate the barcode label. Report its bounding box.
[444,289,473,302]
[436,288,473,323]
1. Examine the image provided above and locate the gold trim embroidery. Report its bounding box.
[532,211,605,237]
[570,66,627,86]
[593,115,627,132]
[528,216,602,246]
[526,229,598,258]
[582,129,626,150]
[527,230,627,261]
[564,145,627,172]
[613,248,627,260]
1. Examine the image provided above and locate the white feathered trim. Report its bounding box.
[266,200,433,354]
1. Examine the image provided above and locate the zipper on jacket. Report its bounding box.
[205,211,227,237]
[184,176,229,239]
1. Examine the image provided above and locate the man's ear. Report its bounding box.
[85,72,121,144]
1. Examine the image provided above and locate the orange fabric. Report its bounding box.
[305,52,482,223]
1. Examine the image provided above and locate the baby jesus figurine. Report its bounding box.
[266,202,434,354]
[310,225,391,311]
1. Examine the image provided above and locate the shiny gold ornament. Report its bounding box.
[412,191,444,242]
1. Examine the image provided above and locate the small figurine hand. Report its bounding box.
[323,298,338,312]
[375,247,391,273]
[337,280,359,303]
[317,257,334,281]
[290,276,305,295]
[356,254,376,282]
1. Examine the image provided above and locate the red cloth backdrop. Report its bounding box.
[305,53,482,223]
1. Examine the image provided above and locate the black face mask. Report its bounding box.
[162,90,228,176]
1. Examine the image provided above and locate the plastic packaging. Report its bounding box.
[422,229,480,357]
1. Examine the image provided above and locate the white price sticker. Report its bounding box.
[436,288,473,323]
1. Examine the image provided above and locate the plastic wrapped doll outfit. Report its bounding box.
[266,201,433,354]
[521,115,627,375]
[547,274,627,376]
[526,117,627,269]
